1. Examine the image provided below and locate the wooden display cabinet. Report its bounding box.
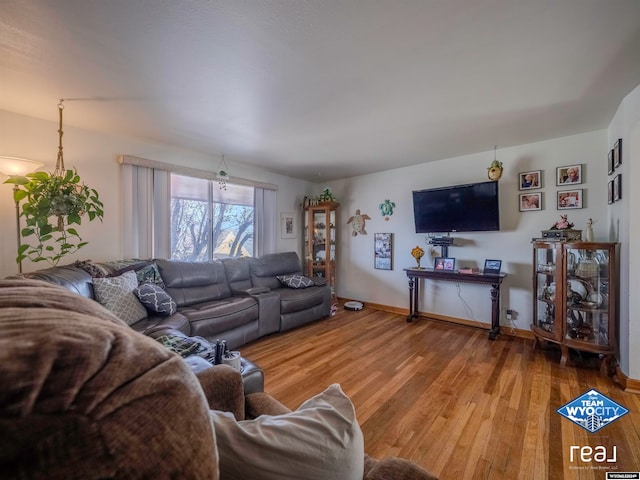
[532,241,617,369]
[303,201,339,296]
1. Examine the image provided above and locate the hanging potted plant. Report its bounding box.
[3,100,104,266]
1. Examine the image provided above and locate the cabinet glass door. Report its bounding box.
[533,244,561,339]
[564,245,611,347]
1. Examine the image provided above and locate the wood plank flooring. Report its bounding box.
[241,306,640,479]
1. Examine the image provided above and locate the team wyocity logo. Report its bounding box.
[557,389,629,433]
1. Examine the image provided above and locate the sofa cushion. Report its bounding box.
[278,285,327,314]
[134,283,177,315]
[0,279,219,479]
[276,274,314,289]
[156,259,232,306]
[211,383,364,480]
[93,271,148,326]
[249,251,303,290]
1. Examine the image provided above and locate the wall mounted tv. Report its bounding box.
[412,180,500,233]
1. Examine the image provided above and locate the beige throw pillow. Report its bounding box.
[93,270,147,326]
[211,383,364,480]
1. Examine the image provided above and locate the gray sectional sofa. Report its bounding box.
[18,251,332,349]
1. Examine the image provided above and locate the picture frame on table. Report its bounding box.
[518,170,541,190]
[434,257,455,271]
[483,259,502,275]
[613,139,622,169]
[519,192,542,211]
[556,164,582,186]
[613,174,622,202]
[557,189,583,210]
[280,212,297,239]
[374,233,393,270]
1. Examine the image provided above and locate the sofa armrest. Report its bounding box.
[232,286,271,295]
[195,364,245,421]
[313,277,328,287]
[245,391,292,419]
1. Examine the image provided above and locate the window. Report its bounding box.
[170,173,254,261]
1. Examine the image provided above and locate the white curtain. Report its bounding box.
[121,164,170,259]
[121,160,277,259]
[254,187,277,257]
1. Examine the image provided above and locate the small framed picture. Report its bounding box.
[608,180,614,204]
[556,164,582,185]
[557,189,583,210]
[519,192,542,211]
[518,170,541,190]
[374,233,393,270]
[613,139,622,169]
[613,174,622,202]
[608,149,615,175]
[434,257,455,271]
[483,259,502,275]
[280,212,296,239]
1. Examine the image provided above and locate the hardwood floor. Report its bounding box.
[241,306,640,479]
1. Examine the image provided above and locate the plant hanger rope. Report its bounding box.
[54,99,65,177]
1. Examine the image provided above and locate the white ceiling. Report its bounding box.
[1,1,640,181]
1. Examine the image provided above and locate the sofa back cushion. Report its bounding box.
[156,259,231,307]
[17,264,94,299]
[0,279,219,479]
[222,257,253,292]
[250,252,303,290]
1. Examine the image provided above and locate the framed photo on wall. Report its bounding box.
[280,212,297,239]
[614,174,622,202]
[608,149,615,175]
[556,164,582,186]
[374,233,393,270]
[613,138,622,169]
[608,180,614,204]
[557,189,583,210]
[518,170,541,190]
[519,192,542,211]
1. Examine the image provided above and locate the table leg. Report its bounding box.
[488,283,500,340]
[407,277,419,322]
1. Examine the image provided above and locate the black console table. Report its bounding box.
[403,268,507,340]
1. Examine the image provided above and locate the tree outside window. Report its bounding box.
[170,174,254,261]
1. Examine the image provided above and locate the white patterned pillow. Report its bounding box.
[93,270,147,326]
[134,283,177,316]
[276,274,315,289]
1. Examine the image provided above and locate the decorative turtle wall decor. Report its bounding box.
[378,199,395,221]
[347,209,371,236]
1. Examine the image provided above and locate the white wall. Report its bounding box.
[607,82,640,380]
[327,131,608,334]
[0,109,311,278]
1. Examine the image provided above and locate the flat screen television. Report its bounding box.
[412,180,500,233]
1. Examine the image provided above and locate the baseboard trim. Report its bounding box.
[613,366,640,394]
[337,298,535,340]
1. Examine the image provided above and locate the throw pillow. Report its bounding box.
[134,283,177,315]
[93,270,147,326]
[276,274,315,289]
[210,384,364,480]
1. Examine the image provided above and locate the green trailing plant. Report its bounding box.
[5,168,104,266]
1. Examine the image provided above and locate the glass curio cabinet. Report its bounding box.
[303,201,339,298]
[532,241,617,369]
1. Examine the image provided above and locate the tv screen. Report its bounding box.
[412,181,500,233]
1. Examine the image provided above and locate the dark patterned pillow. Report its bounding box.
[276,274,315,289]
[134,283,177,315]
[110,261,166,288]
[74,259,111,277]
